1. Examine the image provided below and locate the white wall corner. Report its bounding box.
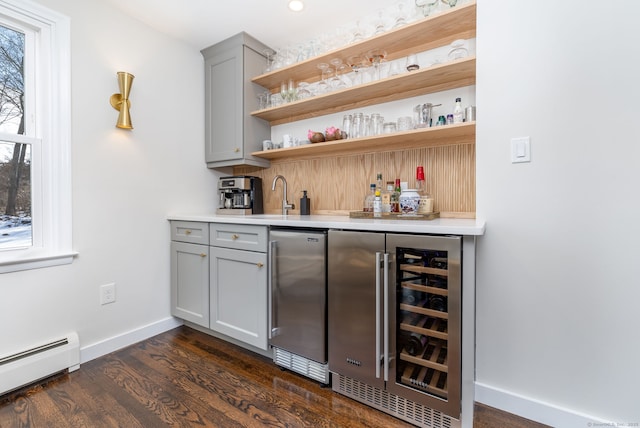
[80,317,183,364]
[475,382,612,427]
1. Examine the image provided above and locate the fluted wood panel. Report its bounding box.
[234,144,475,217]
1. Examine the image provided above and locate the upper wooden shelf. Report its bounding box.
[251,57,475,126]
[251,122,475,161]
[252,1,476,92]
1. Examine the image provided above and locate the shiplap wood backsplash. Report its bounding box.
[234,144,475,218]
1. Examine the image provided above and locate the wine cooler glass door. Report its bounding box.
[386,234,462,419]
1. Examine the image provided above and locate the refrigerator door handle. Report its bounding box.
[375,251,382,379]
[383,252,389,382]
[268,240,277,339]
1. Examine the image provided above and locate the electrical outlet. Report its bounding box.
[100,283,116,305]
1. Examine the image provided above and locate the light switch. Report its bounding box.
[511,137,531,163]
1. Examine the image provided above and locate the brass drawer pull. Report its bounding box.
[231,234,239,240]
[200,253,207,258]
[185,229,192,235]
[256,262,264,268]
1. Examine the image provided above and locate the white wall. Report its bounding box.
[0,0,219,360]
[476,0,640,424]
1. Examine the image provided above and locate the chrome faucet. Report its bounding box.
[271,175,294,215]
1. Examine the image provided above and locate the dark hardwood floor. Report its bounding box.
[0,326,549,427]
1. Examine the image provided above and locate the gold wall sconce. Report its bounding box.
[110,71,134,129]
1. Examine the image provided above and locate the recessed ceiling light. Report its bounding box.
[288,0,304,12]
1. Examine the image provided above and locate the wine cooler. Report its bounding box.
[328,230,472,428]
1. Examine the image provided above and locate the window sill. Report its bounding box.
[0,251,78,274]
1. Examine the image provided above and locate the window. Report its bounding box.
[0,0,72,273]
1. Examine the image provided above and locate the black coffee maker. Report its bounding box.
[217,176,263,215]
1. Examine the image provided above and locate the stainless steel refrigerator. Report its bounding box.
[269,227,328,384]
[328,230,462,428]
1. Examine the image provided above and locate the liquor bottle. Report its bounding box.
[416,166,434,214]
[382,181,394,213]
[453,97,463,124]
[416,166,425,194]
[391,179,401,213]
[373,190,382,218]
[363,183,376,212]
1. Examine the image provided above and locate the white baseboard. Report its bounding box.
[475,382,611,427]
[80,317,183,364]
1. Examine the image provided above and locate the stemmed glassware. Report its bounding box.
[415,0,439,17]
[347,55,367,86]
[366,49,387,80]
[316,63,331,94]
[393,2,408,28]
[329,58,350,89]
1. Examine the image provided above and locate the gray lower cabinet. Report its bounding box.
[209,223,268,350]
[201,32,271,169]
[170,221,210,327]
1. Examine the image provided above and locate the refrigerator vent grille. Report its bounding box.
[273,348,329,384]
[333,373,459,428]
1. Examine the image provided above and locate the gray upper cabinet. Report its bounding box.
[201,32,271,169]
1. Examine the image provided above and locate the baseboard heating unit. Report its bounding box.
[0,332,80,395]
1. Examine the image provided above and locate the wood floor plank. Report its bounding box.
[0,326,549,428]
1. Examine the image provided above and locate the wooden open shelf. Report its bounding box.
[251,57,475,126]
[252,1,476,92]
[251,122,475,161]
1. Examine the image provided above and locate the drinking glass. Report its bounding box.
[262,48,275,73]
[280,81,288,103]
[406,54,420,71]
[372,10,388,35]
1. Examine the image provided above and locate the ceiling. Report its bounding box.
[104,0,416,51]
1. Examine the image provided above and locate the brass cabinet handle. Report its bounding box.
[200,253,207,258]
[231,234,239,240]
[256,262,264,268]
[185,229,192,235]
[234,148,240,153]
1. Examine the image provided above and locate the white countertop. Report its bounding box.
[168,213,485,236]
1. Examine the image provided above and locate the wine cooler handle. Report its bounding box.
[268,240,277,340]
[375,251,382,380]
[383,252,389,382]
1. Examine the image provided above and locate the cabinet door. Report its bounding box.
[204,45,270,168]
[205,45,243,163]
[328,230,386,389]
[210,246,268,350]
[171,241,209,327]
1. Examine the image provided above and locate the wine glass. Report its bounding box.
[316,63,331,94]
[372,10,389,36]
[329,58,350,89]
[415,0,439,17]
[366,49,387,80]
[347,55,368,85]
[351,21,365,43]
[280,81,288,103]
[297,82,312,99]
[393,2,408,28]
[287,78,297,102]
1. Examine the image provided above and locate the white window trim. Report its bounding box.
[0,0,74,273]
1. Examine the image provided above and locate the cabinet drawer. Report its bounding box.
[210,223,267,252]
[171,221,209,245]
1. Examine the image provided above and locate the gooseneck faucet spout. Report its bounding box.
[271,175,294,216]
